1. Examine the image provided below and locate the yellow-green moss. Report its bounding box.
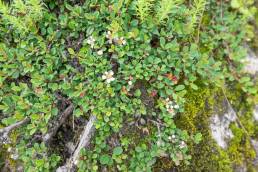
[174,86,232,172]
[0,130,19,170]
[155,82,258,172]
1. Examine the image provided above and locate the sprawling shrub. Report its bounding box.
[0,0,257,171]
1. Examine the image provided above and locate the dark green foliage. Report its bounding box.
[0,0,257,171]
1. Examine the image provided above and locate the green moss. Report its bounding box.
[154,83,258,171]
[228,124,256,165]
[174,86,232,172]
[0,130,19,170]
[224,84,258,171]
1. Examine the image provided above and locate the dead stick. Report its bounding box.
[56,115,96,172]
[0,118,30,135]
[0,118,30,144]
[43,104,74,144]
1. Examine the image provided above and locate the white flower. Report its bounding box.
[7,147,12,152]
[105,30,126,46]
[106,31,112,38]
[97,50,103,56]
[172,134,176,139]
[106,77,115,84]
[167,107,174,115]
[128,80,133,86]
[179,141,186,149]
[174,104,179,109]
[120,37,126,45]
[87,36,95,48]
[10,153,19,160]
[165,98,179,116]
[106,31,113,44]
[102,70,115,84]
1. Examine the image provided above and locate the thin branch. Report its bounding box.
[148,119,166,127]
[0,118,30,144]
[56,115,96,172]
[0,118,30,135]
[42,104,74,144]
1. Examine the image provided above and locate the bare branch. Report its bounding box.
[0,118,30,144]
[56,115,96,172]
[42,104,74,144]
[0,118,30,134]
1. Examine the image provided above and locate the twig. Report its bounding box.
[148,119,166,127]
[0,118,30,134]
[56,115,96,172]
[0,118,30,144]
[42,104,74,144]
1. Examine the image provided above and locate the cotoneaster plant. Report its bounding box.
[0,0,257,172]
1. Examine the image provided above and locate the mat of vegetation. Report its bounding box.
[0,0,258,172]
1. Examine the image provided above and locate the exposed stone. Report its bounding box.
[253,105,258,121]
[234,164,247,172]
[210,102,237,149]
[251,139,258,167]
[243,46,258,75]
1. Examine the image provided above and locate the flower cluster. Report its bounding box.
[168,135,187,149]
[168,134,176,142]
[106,31,126,46]
[179,141,186,149]
[102,70,115,84]
[165,98,179,116]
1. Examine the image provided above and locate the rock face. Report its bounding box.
[210,102,237,149]
[251,139,258,166]
[243,46,258,75]
[209,46,258,171]
[253,105,258,121]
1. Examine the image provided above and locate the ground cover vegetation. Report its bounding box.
[0,0,258,171]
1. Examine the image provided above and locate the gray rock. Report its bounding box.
[243,46,258,75]
[234,164,247,172]
[251,139,258,167]
[253,105,258,121]
[210,102,237,149]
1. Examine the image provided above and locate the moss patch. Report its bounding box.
[153,82,258,171]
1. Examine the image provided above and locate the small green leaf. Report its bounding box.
[74,108,83,117]
[51,108,58,116]
[68,48,75,55]
[194,133,202,144]
[190,83,198,90]
[160,37,166,48]
[175,85,185,91]
[31,114,40,121]
[113,146,123,156]
[99,154,112,165]
[231,0,240,8]
[134,89,141,97]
